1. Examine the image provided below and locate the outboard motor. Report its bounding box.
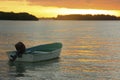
[10,42,26,62]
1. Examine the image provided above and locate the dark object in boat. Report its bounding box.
[10,42,26,62]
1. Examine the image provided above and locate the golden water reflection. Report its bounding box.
[0,21,120,80]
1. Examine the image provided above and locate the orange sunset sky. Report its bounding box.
[0,0,120,18]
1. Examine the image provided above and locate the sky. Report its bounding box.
[0,0,120,18]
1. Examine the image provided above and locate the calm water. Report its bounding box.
[0,20,120,80]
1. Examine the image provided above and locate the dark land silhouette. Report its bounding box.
[0,11,38,20]
[56,14,120,20]
[39,17,56,20]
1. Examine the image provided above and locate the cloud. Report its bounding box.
[0,0,120,17]
[1,0,120,10]
[26,0,120,10]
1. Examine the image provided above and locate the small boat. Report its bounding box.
[7,42,62,62]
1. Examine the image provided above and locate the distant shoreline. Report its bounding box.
[0,11,39,20]
[40,14,120,20]
[0,11,120,21]
[39,19,120,21]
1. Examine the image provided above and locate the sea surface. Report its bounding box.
[0,20,120,80]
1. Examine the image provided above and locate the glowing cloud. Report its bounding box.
[0,0,120,17]
[27,0,120,10]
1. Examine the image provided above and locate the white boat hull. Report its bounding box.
[7,49,61,62]
[7,42,62,62]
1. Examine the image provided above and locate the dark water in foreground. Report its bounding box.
[0,20,120,80]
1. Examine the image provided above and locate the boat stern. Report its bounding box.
[7,51,16,60]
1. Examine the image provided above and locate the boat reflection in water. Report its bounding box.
[8,58,60,78]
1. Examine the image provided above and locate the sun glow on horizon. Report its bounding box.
[35,8,120,18]
[0,6,120,18]
[57,8,120,17]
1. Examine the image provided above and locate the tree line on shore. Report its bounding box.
[56,14,120,20]
[0,11,120,20]
[0,11,38,20]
